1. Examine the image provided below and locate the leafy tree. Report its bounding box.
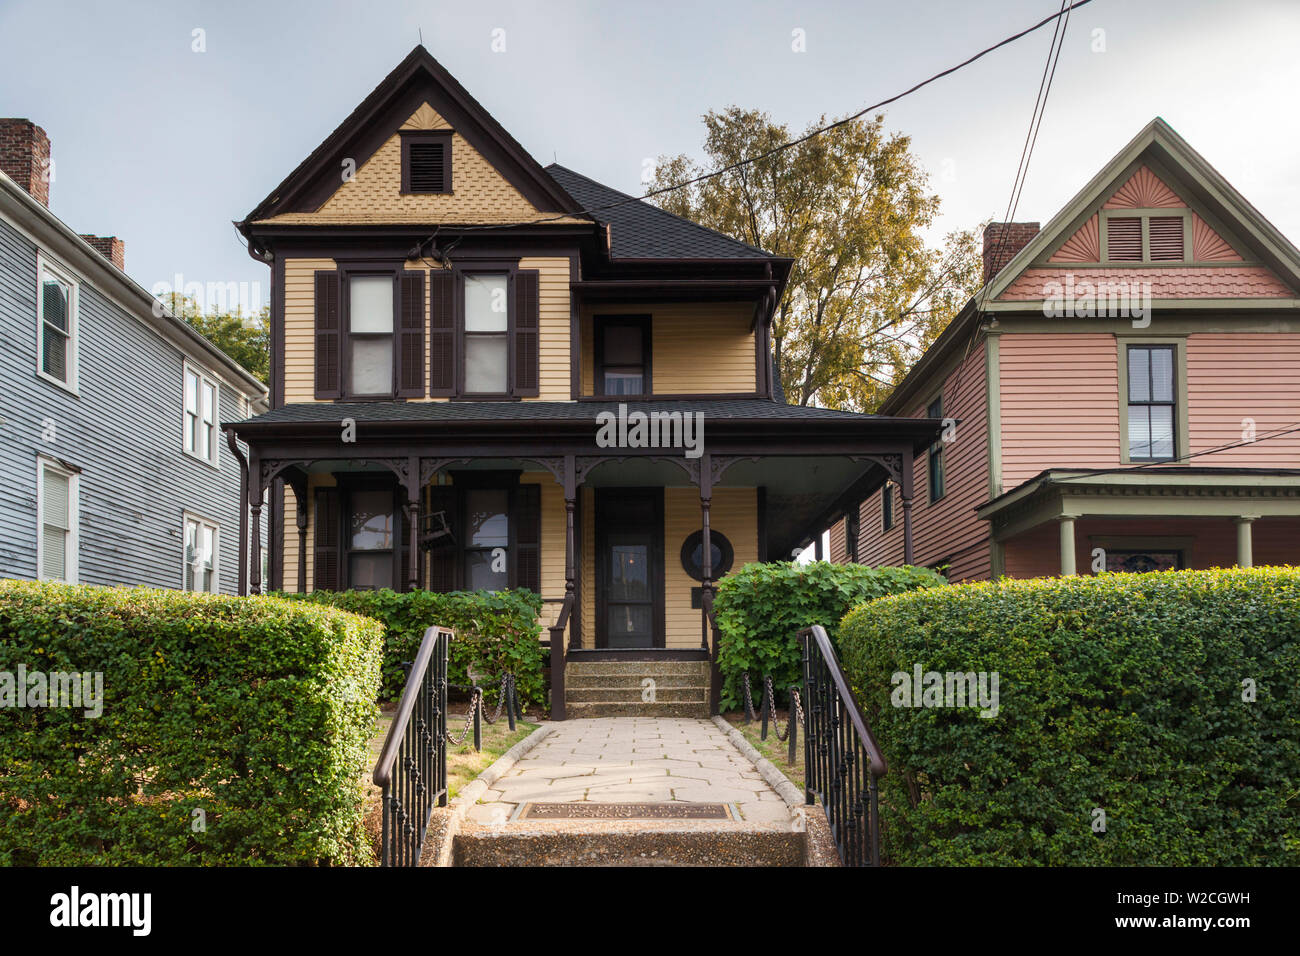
[650,108,983,410]
[159,292,270,384]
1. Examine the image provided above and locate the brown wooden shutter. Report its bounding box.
[313,487,340,591]
[1107,217,1142,261]
[512,269,540,397]
[429,269,456,396]
[314,271,341,399]
[1148,217,1185,261]
[426,485,458,592]
[398,271,426,397]
[513,483,540,592]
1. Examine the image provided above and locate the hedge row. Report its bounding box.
[839,568,1300,866]
[712,561,945,709]
[0,581,383,866]
[284,588,544,705]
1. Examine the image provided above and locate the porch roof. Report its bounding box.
[977,466,1300,541]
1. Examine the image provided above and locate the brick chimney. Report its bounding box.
[0,118,51,206]
[79,235,125,271]
[982,221,1040,284]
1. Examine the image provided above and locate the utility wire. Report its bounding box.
[409,0,1095,256]
[1048,422,1300,483]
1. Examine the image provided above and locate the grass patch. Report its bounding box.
[724,710,805,793]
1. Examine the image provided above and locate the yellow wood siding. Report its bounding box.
[282,257,572,404]
[580,302,757,395]
[664,488,757,648]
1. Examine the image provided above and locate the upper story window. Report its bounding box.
[38,456,78,583]
[348,275,396,396]
[1104,212,1187,263]
[183,514,219,592]
[37,255,79,392]
[401,131,452,194]
[927,397,946,503]
[463,273,509,395]
[183,363,220,465]
[595,316,651,397]
[1127,344,1176,461]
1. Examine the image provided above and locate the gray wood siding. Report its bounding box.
[0,217,262,593]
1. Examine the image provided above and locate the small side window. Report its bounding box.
[37,256,78,391]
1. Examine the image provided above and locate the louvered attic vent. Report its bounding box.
[1148,216,1184,260]
[408,142,447,193]
[1107,217,1142,260]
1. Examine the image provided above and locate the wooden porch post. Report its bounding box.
[405,455,420,592]
[565,454,578,650]
[288,474,308,594]
[225,430,249,596]
[900,446,915,566]
[699,452,713,650]
[249,451,263,596]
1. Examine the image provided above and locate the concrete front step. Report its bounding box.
[567,672,709,690]
[454,822,805,867]
[565,700,709,718]
[566,660,710,678]
[566,686,707,703]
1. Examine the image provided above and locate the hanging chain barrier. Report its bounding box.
[442,671,519,749]
[741,672,805,764]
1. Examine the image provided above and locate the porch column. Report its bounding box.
[699,452,713,650]
[249,451,262,595]
[405,455,420,592]
[900,447,915,565]
[1058,515,1077,576]
[564,454,578,651]
[225,430,249,596]
[289,475,308,594]
[1235,515,1258,568]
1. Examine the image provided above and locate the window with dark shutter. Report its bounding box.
[514,483,541,591]
[314,272,340,398]
[313,487,340,591]
[428,269,455,396]
[1148,216,1185,261]
[512,269,540,397]
[1107,217,1142,261]
[398,271,425,397]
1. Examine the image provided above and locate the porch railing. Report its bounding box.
[373,624,451,867]
[799,624,887,867]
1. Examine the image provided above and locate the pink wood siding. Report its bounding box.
[1002,516,1300,578]
[827,516,847,563]
[999,332,1120,487]
[856,345,990,582]
[1187,333,1300,466]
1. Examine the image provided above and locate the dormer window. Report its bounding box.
[1103,211,1188,263]
[401,130,452,194]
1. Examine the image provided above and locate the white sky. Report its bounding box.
[2,0,1297,309]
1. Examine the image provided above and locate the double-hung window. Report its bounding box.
[463,488,510,589]
[463,273,509,395]
[183,514,219,592]
[348,275,395,397]
[183,363,219,465]
[347,489,396,590]
[38,457,78,582]
[1127,345,1176,461]
[927,397,946,502]
[37,257,78,390]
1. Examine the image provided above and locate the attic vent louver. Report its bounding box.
[409,142,446,192]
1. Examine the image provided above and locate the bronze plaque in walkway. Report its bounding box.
[516,802,734,821]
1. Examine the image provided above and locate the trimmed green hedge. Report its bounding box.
[0,581,383,866]
[839,568,1300,866]
[285,588,544,705]
[713,561,945,710]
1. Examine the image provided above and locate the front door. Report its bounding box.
[595,488,664,648]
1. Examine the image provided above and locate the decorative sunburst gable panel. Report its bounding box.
[1102,165,1183,208]
[1049,214,1100,262]
[1192,211,1243,261]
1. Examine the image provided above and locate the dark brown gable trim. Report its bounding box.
[512,269,540,397]
[398,271,426,397]
[400,129,453,195]
[428,268,455,396]
[313,271,341,399]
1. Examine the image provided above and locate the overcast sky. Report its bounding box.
[2,0,1297,309]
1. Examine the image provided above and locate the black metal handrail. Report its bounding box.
[373,625,452,867]
[799,624,886,866]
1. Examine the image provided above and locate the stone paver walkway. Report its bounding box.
[465,717,793,827]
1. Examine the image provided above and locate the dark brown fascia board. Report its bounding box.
[238,45,581,228]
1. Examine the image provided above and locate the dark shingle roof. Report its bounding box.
[238,399,894,428]
[546,164,773,260]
